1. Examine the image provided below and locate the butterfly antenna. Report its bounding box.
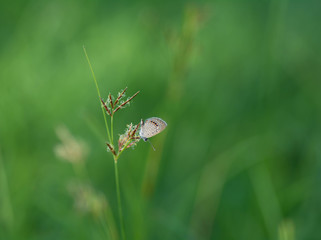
[147,139,156,151]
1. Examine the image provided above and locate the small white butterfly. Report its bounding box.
[139,117,167,150]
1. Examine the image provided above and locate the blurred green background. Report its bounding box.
[1,0,321,239]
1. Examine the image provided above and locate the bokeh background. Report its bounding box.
[1,0,321,239]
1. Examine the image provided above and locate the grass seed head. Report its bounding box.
[54,126,88,164]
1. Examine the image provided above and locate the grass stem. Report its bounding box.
[114,161,126,240]
[83,46,111,142]
[111,115,114,145]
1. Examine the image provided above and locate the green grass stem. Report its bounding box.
[114,161,126,240]
[111,115,114,145]
[83,46,111,143]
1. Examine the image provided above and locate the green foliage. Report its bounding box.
[1,0,321,239]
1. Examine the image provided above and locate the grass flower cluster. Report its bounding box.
[100,88,141,162]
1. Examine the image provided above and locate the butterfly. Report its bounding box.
[139,117,167,150]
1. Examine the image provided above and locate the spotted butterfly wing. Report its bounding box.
[139,117,167,141]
